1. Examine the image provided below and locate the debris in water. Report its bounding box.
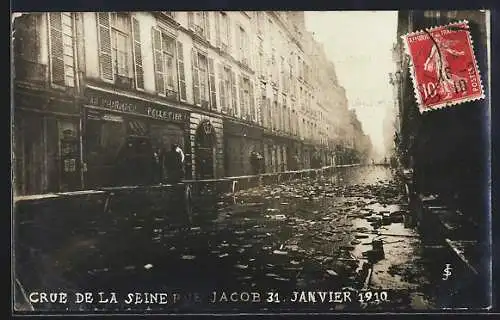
[144,264,153,270]
[181,255,196,260]
[355,233,370,239]
[326,269,339,276]
[273,250,288,255]
[265,273,279,278]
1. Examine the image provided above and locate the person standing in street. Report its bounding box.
[166,144,185,183]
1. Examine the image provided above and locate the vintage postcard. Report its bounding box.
[11,10,492,314]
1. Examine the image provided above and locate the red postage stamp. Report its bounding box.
[402,20,485,113]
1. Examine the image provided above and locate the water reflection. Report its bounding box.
[21,166,440,312]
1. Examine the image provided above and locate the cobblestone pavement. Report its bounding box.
[18,166,458,313]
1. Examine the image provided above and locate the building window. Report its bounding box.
[192,50,215,108]
[281,56,287,92]
[219,66,234,112]
[97,12,143,89]
[237,26,249,65]
[219,12,229,50]
[199,55,208,103]
[271,48,277,83]
[273,98,279,131]
[152,27,177,98]
[194,12,205,34]
[188,11,209,40]
[260,86,266,126]
[242,77,250,118]
[283,96,289,133]
[256,12,264,35]
[238,76,254,120]
[257,38,264,77]
[111,13,131,78]
[176,42,187,101]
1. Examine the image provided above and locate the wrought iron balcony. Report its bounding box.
[193,25,205,38]
[165,89,178,101]
[114,74,134,90]
[14,59,47,85]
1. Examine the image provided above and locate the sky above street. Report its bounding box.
[304,11,398,158]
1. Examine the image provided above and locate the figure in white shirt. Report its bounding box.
[424,32,466,99]
[174,144,185,163]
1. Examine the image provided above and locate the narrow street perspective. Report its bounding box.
[12,9,490,315]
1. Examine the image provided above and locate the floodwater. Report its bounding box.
[16,166,456,313]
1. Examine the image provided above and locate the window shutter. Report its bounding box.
[48,13,65,85]
[230,70,237,116]
[249,80,255,122]
[238,75,244,118]
[192,49,200,105]
[188,12,194,30]
[218,64,225,112]
[176,41,186,101]
[152,27,164,95]
[131,17,144,90]
[215,12,221,48]
[204,12,210,41]
[96,12,113,81]
[208,57,216,110]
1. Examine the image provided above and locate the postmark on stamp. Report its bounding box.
[402,20,485,113]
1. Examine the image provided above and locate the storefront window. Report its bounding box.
[86,116,125,187]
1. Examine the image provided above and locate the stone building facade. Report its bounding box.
[12,11,366,194]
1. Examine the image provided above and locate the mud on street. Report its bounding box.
[19,166,448,312]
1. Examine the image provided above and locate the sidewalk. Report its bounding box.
[402,176,486,294]
[13,165,361,207]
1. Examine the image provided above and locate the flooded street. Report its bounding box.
[20,166,450,312]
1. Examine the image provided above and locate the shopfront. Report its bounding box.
[83,88,190,188]
[13,91,81,196]
[224,120,263,177]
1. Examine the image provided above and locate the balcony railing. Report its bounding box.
[14,59,47,84]
[165,88,178,101]
[114,74,134,90]
[194,25,205,38]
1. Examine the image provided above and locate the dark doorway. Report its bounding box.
[194,120,216,179]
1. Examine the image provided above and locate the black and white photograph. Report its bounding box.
[11,10,492,314]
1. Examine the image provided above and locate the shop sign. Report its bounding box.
[85,89,188,123]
